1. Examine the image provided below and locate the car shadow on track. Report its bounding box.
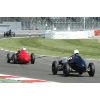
[10,62,31,65]
[49,74,90,77]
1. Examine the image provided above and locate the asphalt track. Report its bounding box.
[0,34,100,83]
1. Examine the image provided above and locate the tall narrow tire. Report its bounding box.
[88,63,95,77]
[63,63,70,77]
[52,61,58,75]
[31,53,35,64]
[7,53,11,63]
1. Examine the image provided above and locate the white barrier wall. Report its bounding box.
[88,30,94,37]
[45,30,54,38]
[45,30,94,39]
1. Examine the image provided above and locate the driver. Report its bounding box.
[16,47,27,55]
[68,50,79,61]
[59,50,79,64]
[74,49,79,55]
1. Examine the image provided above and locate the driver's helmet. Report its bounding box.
[74,50,79,54]
[22,47,26,50]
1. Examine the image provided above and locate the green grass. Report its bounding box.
[0,78,23,83]
[0,37,100,59]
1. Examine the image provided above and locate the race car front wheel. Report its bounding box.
[52,61,58,75]
[4,33,6,37]
[7,53,11,63]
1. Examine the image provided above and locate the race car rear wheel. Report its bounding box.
[63,63,70,77]
[31,53,35,64]
[7,53,11,63]
[4,32,6,37]
[12,54,17,64]
[52,61,58,75]
[88,63,95,77]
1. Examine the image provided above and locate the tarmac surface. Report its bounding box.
[0,34,100,83]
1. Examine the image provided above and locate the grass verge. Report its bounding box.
[0,78,23,83]
[0,37,100,59]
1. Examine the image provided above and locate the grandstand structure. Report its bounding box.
[0,17,100,31]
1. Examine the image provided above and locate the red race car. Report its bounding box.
[7,50,35,64]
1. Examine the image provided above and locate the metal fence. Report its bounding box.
[0,17,100,31]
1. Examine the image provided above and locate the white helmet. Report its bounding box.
[22,47,26,50]
[74,50,79,54]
